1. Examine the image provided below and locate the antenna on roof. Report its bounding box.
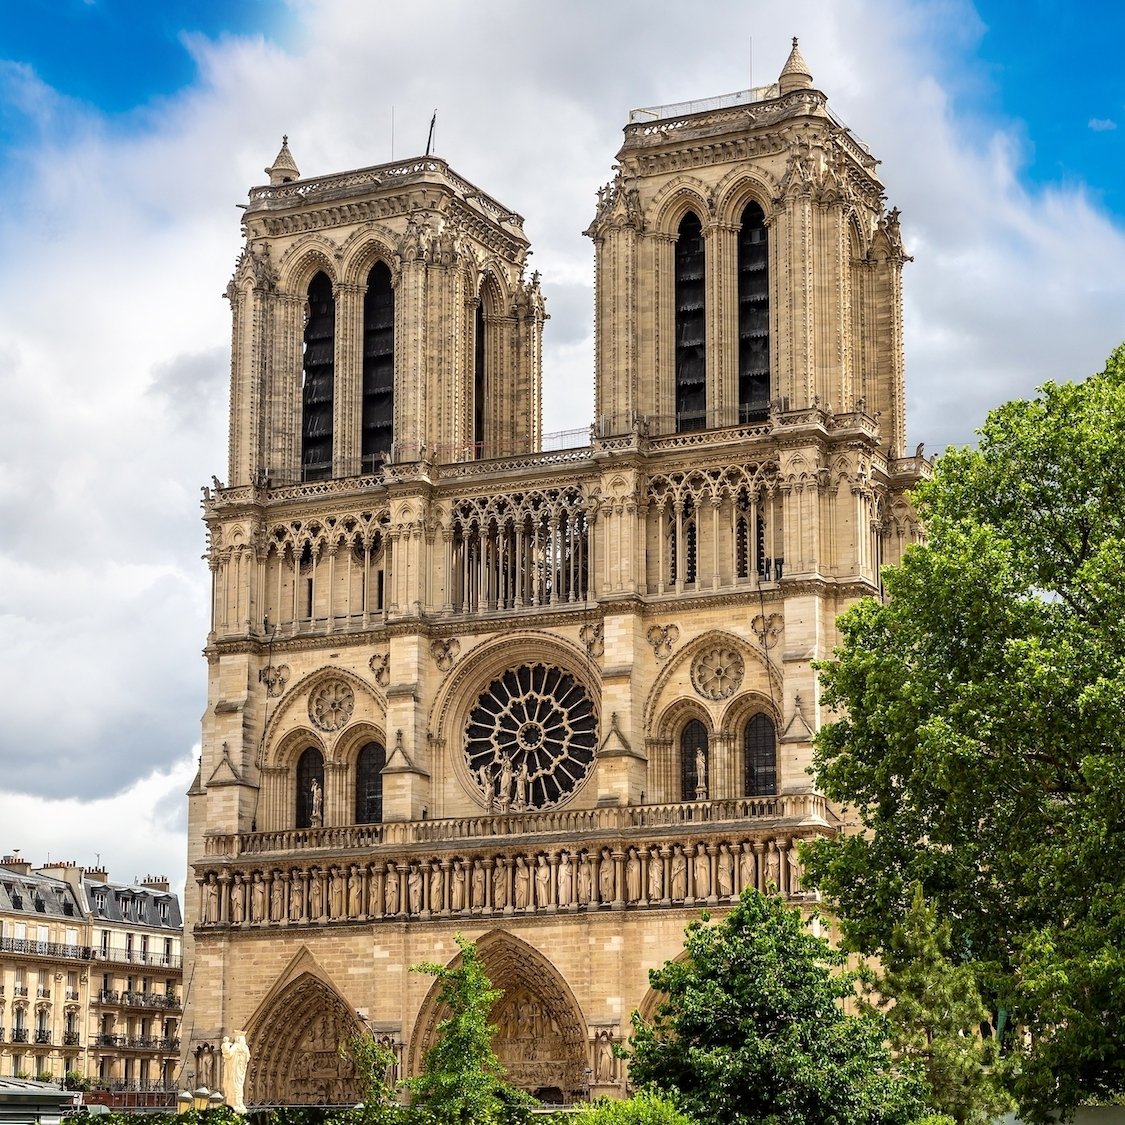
[425,110,437,157]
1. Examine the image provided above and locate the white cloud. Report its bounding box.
[0,755,197,900]
[1088,117,1117,132]
[1,0,1124,886]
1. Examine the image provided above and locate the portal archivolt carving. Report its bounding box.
[246,973,363,1106]
[410,932,587,1101]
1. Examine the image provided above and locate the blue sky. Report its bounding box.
[3,1,1122,216]
[0,0,1123,890]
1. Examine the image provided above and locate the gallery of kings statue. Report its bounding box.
[183,40,927,1107]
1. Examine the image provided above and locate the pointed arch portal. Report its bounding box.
[409,931,588,1102]
[246,972,364,1106]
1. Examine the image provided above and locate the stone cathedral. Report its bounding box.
[184,42,925,1107]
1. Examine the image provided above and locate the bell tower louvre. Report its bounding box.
[183,41,927,1106]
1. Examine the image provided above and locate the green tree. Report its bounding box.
[408,935,534,1125]
[628,889,927,1125]
[866,884,1013,1125]
[571,1091,696,1125]
[340,1033,404,1125]
[805,344,1125,1121]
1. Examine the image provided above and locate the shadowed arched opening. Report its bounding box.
[409,931,587,1102]
[245,972,363,1106]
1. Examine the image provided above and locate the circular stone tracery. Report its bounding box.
[691,646,745,701]
[308,679,355,731]
[465,664,597,810]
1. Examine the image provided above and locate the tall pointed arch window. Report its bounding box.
[473,301,486,457]
[744,714,777,796]
[674,212,706,432]
[737,201,770,421]
[295,747,325,829]
[355,741,386,825]
[361,263,395,470]
[301,271,335,481]
[680,719,709,800]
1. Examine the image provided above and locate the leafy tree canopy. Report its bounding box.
[629,889,927,1125]
[805,345,1125,1120]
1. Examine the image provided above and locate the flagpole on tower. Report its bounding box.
[425,110,437,156]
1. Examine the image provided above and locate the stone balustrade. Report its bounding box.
[195,825,824,931]
[202,794,830,859]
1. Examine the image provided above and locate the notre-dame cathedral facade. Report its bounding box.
[184,41,924,1107]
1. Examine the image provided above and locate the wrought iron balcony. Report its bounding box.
[0,936,93,961]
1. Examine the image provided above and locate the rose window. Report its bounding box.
[308,679,355,731]
[691,646,745,701]
[465,664,597,810]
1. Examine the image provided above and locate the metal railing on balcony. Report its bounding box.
[97,990,120,1004]
[0,935,93,961]
[95,948,183,969]
[63,1031,81,1046]
[97,1033,125,1047]
[36,986,51,999]
[12,985,29,997]
[35,1029,51,1044]
[12,1028,29,1043]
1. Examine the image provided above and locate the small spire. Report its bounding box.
[778,36,813,94]
[266,135,300,185]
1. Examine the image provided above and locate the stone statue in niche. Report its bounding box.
[347,866,362,916]
[230,876,246,924]
[451,861,466,911]
[476,765,496,813]
[625,849,641,902]
[330,868,345,917]
[251,871,267,922]
[594,1030,615,1082]
[514,856,531,909]
[498,755,513,813]
[695,746,707,797]
[310,778,323,828]
[740,843,756,891]
[717,844,734,898]
[787,843,803,892]
[534,855,551,907]
[557,852,573,906]
[471,861,485,909]
[693,843,711,899]
[648,847,663,900]
[194,1042,216,1089]
[270,873,285,922]
[492,862,508,909]
[766,846,781,890]
[577,851,592,905]
[310,870,324,919]
[598,848,614,903]
[408,865,423,914]
[202,875,219,924]
[429,861,443,912]
[384,863,399,914]
[671,847,687,900]
[289,873,305,920]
